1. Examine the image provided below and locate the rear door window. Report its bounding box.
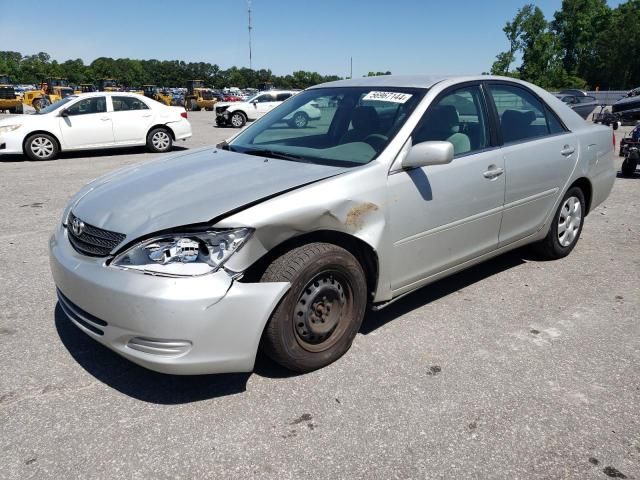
[488,84,563,143]
[112,96,149,111]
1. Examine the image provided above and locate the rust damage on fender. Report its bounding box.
[344,202,379,229]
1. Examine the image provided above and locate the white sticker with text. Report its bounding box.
[362,91,413,103]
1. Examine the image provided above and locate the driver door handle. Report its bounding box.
[100,117,110,121]
[483,166,504,179]
[561,145,575,156]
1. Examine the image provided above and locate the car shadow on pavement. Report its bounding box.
[361,249,527,334]
[54,304,296,404]
[0,146,188,163]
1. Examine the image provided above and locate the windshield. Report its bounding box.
[229,87,426,166]
[38,95,77,114]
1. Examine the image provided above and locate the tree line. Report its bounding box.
[0,51,343,90]
[490,0,640,90]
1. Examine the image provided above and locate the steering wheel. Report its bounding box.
[363,133,388,151]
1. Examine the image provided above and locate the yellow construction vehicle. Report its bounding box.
[0,74,23,114]
[74,83,97,94]
[184,80,216,111]
[22,78,74,112]
[143,85,173,106]
[97,78,120,92]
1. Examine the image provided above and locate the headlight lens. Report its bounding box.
[0,124,21,134]
[112,228,252,276]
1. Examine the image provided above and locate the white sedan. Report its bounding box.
[0,92,192,160]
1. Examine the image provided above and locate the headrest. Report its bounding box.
[352,106,379,131]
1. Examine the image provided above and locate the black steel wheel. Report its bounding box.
[260,242,367,372]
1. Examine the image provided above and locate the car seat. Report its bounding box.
[415,105,471,155]
[501,109,535,143]
[340,106,380,143]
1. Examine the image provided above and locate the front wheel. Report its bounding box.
[230,111,246,128]
[260,243,368,373]
[25,133,58,161]
[290,111,308,128]
[532,187,585,259]
[146,128,173,153]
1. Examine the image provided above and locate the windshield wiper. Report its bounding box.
[241,148,311,162]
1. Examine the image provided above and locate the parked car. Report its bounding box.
[50,75,615,375]
[215,89,320,128]
[0,92,191,160]
[558,94,598,119]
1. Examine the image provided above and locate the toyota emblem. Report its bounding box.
[71,217,85,236]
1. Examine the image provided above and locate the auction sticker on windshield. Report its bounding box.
[362,91,413,103]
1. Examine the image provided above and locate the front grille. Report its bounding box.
[67,212,126,257]
[57,289,108,336]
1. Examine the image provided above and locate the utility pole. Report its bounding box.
[248,0,253,70]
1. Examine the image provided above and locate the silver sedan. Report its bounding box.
[49,75,616,374]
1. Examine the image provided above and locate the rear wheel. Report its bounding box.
[146,127,173,153]
[230,111,246,128]
[25,133,58,161]
[260,243,368,373]
[532,187,585,259]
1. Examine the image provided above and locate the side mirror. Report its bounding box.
[60,109,69,117]
[251,100,258,105]
[402,141,454,169]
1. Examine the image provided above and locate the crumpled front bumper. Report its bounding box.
[49,224,289,375]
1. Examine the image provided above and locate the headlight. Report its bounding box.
[0,124,21,134]
[112,228,252,277]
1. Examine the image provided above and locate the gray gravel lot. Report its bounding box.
[0,111,638,479]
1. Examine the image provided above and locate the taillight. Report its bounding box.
[181,111,188,119]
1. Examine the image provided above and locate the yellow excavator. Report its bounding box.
[22,78,74,112]
[74,83,97,94]
[184,80,216,111]
[143,85,173,106]
[0,74,23,114]
[97,78,120,92]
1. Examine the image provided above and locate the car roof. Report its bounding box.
[73,91,145,98]
[310,74,531,90]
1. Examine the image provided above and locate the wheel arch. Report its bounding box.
[568,177,593,215]
[147,124,175,140]
[22,130,62,153]
[240,229,380,303]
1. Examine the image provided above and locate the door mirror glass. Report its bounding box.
[402,141,454,169]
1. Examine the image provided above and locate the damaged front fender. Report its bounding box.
[216,162,393,302]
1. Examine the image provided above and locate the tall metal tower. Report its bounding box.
[248,0,253,70]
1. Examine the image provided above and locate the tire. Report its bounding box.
[621,157,638,177]
[189,99,198,111]
[230,111,246,128]
[532,187,585,259]
[146,127,173,153]
[260,242,368,373]
[291,111,308,128]
[15,103,23,114]
[25,133,59,161]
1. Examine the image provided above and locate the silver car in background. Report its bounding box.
[49,75,616,375]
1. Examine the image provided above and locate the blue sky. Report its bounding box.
[0,0,623,77]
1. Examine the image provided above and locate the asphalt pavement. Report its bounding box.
[0,111,638,479]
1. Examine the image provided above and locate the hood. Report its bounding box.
[71,147,350,241]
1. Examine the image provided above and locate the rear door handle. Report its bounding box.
[561,145,575,156]
[483,166,504,179]
[100,117,110,121]
[142,114,152,118]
